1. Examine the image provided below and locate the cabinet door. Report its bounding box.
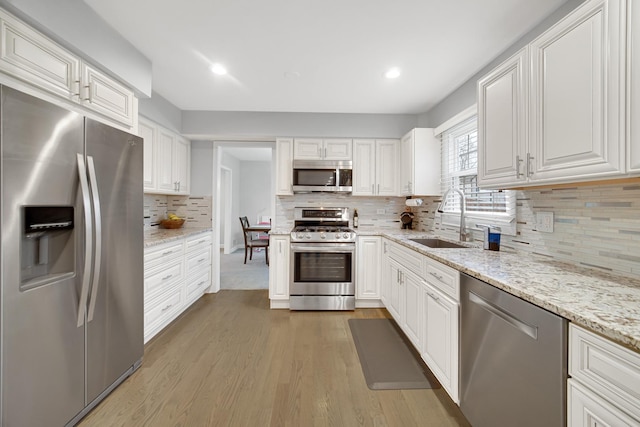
[81,64,135,126]
[156,129,175,192]
[422,283,459,403]
[276,138,293,195]
[173,137,190,194]
[380,241,392,306]
[352,139,376,195]
[628,0,640,174]
[568,379,639,427]
[356,236,381,299]
[478,48,528,187]
[376,139,399,196]
[268,236,290,300]
[0,11,80,100]
[530,0,624,182]
[139,119,157,191]
[324,138,352,160]
[293,138,323,160]
[402,270,422,349]
[387,259,402,321]
[400,132,414,195]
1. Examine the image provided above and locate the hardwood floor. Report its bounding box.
[80,291,470,427]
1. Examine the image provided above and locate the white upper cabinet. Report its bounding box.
[0,8,137,129]
[352,138,398,196]
[478,48,528,187]
[628,0,640,174]
[400,128,440,196]
[479,0,625,189]
[80,64,135,127]
[275,138,294,195]
[0,10,79,100]
[141,117,190,195]
[293,138,352,160]
[529,0,624,183]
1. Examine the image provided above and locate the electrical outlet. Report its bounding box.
[536,211,554,233]
[377,209,385,214]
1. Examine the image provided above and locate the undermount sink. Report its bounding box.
[409,238,469,249]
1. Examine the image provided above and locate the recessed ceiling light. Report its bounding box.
[384,67,401,79]
[210,63,227,75]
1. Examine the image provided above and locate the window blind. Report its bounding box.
[439,115,516,225]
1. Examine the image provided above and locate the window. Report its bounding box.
[438,114,516,233]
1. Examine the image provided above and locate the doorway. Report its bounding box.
[213,142,275,291]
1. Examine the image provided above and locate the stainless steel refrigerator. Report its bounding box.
[0,86,143,426]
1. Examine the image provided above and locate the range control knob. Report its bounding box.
[320,232,326,239]
[343,233,350,239]
[335,233,341,239]
[305,233,312,239]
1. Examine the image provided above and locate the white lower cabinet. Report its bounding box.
[144,231,212,343]
[268,235,290,308]
[568,324,640,426]
[356,236,382,306]
[381,238,460,404]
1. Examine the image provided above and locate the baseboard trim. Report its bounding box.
[355,299,385,308]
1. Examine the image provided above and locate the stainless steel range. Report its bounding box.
[290,207,356,310]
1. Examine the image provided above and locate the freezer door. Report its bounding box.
[84,118,143,403]
[1,86,85,426]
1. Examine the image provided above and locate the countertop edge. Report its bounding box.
[144,227,213,247]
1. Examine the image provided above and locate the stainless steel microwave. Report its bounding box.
[292,160,353,193]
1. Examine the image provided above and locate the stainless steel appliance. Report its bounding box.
[460,273,567,427]
[290,207,356,310]
[1,86,143,426]
[292,160,353,193]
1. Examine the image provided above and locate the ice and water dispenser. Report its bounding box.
[21,206,75,289]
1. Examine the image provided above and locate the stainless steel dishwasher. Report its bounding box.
[460,273,567,427]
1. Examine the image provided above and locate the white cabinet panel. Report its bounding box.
[156,128,175,192]
[568,379,640,427]
[387,258,402,321]
[276,138,294,195]
[173,137,190,194]
[376,139,399,196]
[352,139,398,196]
[628,0,640,174]
[403,270,422,348]
[139,119,157,191]
[81,64,134,126]
[356,236,381,300]
[324,138,352,160]
[293,138,352,160]
[269,235,290,303]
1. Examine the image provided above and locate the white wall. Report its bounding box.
[221,151,242,248]
[182,111,419,139]
[423,0,586,126]
[139,91,183,133]
[239,161,272,226]
[0,0,152,97]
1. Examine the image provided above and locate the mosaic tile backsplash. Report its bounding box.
[144,194,213,229]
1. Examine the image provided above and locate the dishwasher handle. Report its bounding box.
[468,291,538,340]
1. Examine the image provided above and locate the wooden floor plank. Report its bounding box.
[80,290,470,427]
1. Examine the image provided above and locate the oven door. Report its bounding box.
[290,243,355,296]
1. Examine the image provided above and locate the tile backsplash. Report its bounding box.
[144,194,212,229]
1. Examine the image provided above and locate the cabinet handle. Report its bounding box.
[516,155,523,178]
[161,274,173,281]
[73,80,82,97]
[372,184,375,194]
[408,181,412,193]
[197,258,205,263]
[197,281,206,287]
[324,147,327,158]
[161,304,173,313]
[377,184,380,194]
[383,242,387,254]
[198,239,206,244]
[526,152,534,177]
[318,147,322,157]
[162,250,175,256]
[82,84,91,101]
[429,271,444,282]
[178,181,181,191]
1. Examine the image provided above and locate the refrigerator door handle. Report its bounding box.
[86,156,102,322]
[77,153,93,327]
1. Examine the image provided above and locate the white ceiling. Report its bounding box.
[85,0,567,114]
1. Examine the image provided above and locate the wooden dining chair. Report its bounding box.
[239,216,269,265]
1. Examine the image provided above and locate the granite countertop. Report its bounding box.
[144,227,213,247]
[372,230,640,353]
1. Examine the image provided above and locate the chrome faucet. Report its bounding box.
[437,188,469,242]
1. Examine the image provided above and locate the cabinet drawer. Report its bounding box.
[568,379,640,426]
[569,324,640,419]
[144,241,184,271]
[187,268,211,302]
[144,284,183,330]
[186,232,212,253]
[386,240,423,276]
[144,260,184,299]
[186,246,211,273]
[424,260,459,301]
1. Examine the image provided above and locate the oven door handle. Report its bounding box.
[290,243,355,253]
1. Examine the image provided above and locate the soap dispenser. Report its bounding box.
[477,224,501,251]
